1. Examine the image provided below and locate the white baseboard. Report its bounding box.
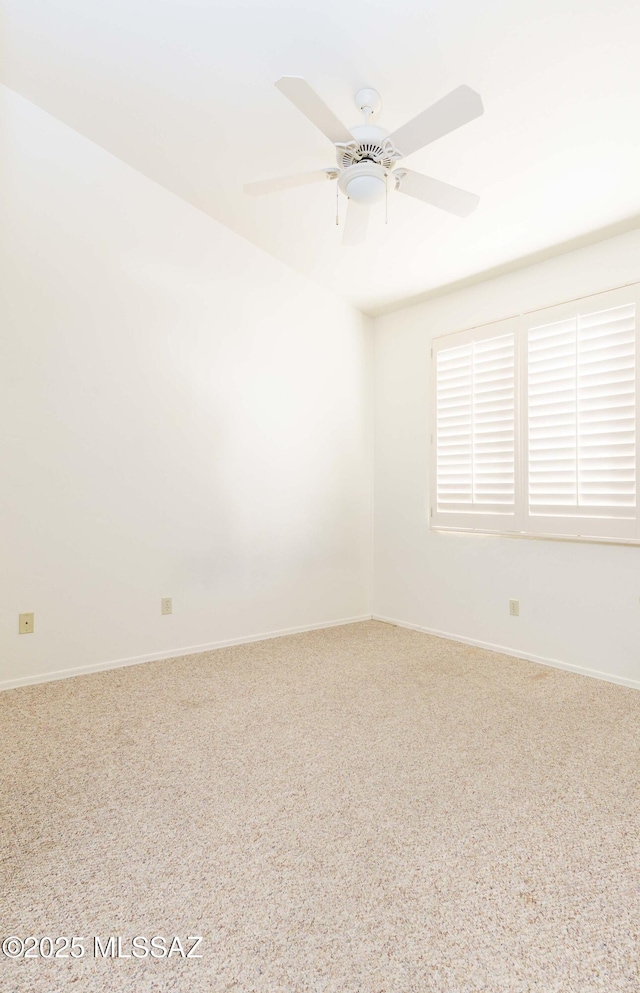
[0,614,373,692]
[373,614,640,692]
[7,613,636,694]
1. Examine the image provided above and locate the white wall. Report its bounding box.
[374,228,640,687]
[0,86,373,688]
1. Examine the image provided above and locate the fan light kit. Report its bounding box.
[244,77,484,245]
[338,163,388,206]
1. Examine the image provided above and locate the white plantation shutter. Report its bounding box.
[435,342,472,510]
[433,322,518,530]
[431,285,640,543]
[578,304,635,510]
[527,317,578,509]
[473,334,516,508]
[524,292,637,538]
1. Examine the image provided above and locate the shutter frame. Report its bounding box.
[430,285,640,544]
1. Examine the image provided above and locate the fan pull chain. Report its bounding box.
[385,175,388,224]
[336,181,339,226]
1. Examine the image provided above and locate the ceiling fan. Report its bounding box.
[244,77,484,245]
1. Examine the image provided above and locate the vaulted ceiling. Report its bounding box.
[3,0,640,314]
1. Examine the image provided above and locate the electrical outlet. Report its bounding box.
[161,597,172,616]
[19,612,34,634]
[509,599,519,617]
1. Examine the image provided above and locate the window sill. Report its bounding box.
[430,524,640,547]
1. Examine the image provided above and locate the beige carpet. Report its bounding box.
[2,620,640,992]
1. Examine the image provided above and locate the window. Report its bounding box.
[431,286,639,543]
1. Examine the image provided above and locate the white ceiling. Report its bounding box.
[3,0,640,315]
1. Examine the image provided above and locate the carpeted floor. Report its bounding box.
[1,620,640,992]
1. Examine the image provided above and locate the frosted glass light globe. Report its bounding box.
[346,173,386,205]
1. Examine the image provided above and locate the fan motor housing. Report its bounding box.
[337,124,399,171]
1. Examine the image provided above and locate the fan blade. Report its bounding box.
[244,170,333,196]
[275,76,353,145]
[396,169,480,217]
[388,85,483,158]
[342,200,370,246]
